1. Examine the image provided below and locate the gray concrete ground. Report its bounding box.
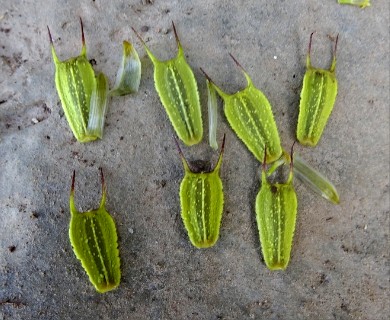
[0,1,389,319]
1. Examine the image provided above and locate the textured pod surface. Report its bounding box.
[297,33,338,146]
[49,20,108,143]
[177,136,225,248]
[203,56,282,163]
[256,152,297,270]
[69,170,121,293]
[133,23,203,146]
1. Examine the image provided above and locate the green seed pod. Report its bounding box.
[297,33,339,147]
[48,19,109,142]
[338,0,370,8]
[132,23,203,146]
[176,135,226,248]
[256,146,298,270]
[201,54,282,163]
[69,169,121,293]
[110,41,142,96]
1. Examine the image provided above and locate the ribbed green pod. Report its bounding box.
[176,135,225,248]
[48,19,108,142]
[297,33,339,147]
[201,55,282,163]
[256,148,297,270]
[133,23,203,146]
[69,169,121,293]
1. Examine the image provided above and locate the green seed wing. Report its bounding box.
[153,54,203,146]
[180,172,223,248]
[69,208,120,293]
[223,85,282,163]
[256,180,297,270]
[54,55,97,142]
[297,68,338,146]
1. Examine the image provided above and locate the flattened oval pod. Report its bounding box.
[110,41,141,96]
[48,19,109,142]
[297,33,339,147]
[338,0,370,8]
[132,23,203,146]
[256,145,298,270]
[201,55,282,163]
[69,169,121,293]
[176,135,226,248]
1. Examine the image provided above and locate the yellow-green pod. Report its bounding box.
[201,54,282,163]
[48,19,108,142]
[132,23,203,146]
[176,135,225,248]
[256,146,298,270]
[297,33,339,147]
[338,0,370,8]
[69,169,121,293]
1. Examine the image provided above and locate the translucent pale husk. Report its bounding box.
[267,151,340,204]
[87,73,109,138]
[207,79,218,150]
[293,154,340,204]
[110,41,141,96]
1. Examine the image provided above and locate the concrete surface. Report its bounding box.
[0,0,389,319]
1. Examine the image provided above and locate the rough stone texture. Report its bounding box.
[0,1,388,319]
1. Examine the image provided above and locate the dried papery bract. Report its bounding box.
[207,78,218,150]
[110,41,141,96]
[69,169,121,293]
[201,55,282,163]
[48,19,109,142]
[338,0,370,8]
[297,33,339,147]
[132,23,203,146]
[292,153,339,204]
[176,134,226,248]
[256,145,298,270]
[266,149,340,204]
